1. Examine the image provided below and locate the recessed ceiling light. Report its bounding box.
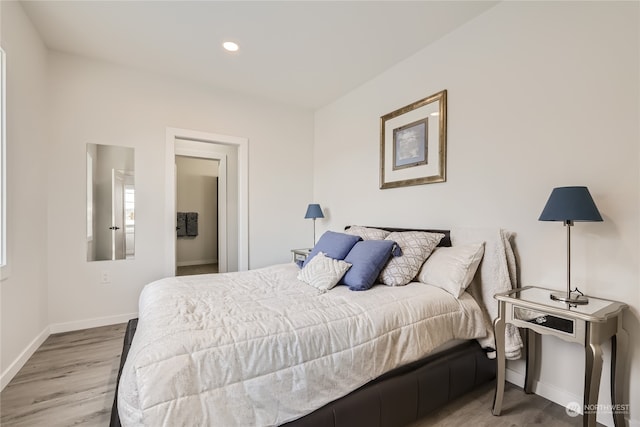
[223,41,239,52]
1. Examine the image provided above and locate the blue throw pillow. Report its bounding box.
[340,240,398,291]
[303,231,362,267]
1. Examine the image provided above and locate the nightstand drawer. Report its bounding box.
[507,302,587,344]
[513,307,575,334]
[293,253,308,262]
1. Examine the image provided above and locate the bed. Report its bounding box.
[111,226,523,427]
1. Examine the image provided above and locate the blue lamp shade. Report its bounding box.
[304,204,324,220]
[539,187,603,222]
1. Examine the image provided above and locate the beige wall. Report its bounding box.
[314,2,639,426]
[176,156,219,266]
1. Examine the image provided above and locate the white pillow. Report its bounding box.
[297,252,352,292]
[417,243,485,298]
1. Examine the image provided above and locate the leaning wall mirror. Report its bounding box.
[87,143,135,261]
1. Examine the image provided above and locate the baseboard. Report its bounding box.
[505,368,638,427]
[505,366,525,387]
[49,312,138,334]
[1,325,50,391]
[176,259,217,267]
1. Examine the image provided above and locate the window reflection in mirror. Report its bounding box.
[87,143,135,261]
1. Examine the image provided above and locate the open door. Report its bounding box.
[112,169,134,260]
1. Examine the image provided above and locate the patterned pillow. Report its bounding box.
[297,252,352,292]
[345,226,390,240]
[379,231,445,286]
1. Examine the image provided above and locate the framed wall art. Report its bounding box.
[380,90,447,189]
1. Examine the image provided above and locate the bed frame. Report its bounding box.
[110,227,496,427]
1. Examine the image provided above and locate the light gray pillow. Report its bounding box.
[417,243,485,298]
[379,231,444,286]
[297,252,352,292]
[345,226,390,240]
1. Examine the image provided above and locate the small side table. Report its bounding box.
[492,286,627,427]
[291,248,312,265]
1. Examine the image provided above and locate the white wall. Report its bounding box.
[176,156,219,266]
[314,2,639,426]
[0,1,50,387]
[44,51,314,330]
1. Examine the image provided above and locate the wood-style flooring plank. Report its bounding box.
[1,323,126,427]
[409,381,598,427]
[176,263,219,276]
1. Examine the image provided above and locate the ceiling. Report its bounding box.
[21,1,498,109]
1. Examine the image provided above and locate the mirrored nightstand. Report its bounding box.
[291,248,312,267]
[492,286,628,427]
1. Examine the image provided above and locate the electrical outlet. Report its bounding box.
[101,271,111,284]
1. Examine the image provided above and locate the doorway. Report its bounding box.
[165,127,249,277]
[175,140,229,273]
[175,156,219,276]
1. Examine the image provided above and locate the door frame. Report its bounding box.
[165,127,249,276]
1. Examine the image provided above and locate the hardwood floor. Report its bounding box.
[408,381,588,427]
[176,263,219,276]
[1,324,595,427]
[0,323,126,427]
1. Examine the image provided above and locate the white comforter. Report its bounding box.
[118,263,487,426]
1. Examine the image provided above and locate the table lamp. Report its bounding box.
[539,186,603,304]
[304,204,324,246]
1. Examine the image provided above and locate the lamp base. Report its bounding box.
[550,291,589,305]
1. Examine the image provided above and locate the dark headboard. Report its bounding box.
[344,226,451,247]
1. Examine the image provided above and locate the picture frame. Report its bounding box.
[393,118,428,170]
[380,90,447,189]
